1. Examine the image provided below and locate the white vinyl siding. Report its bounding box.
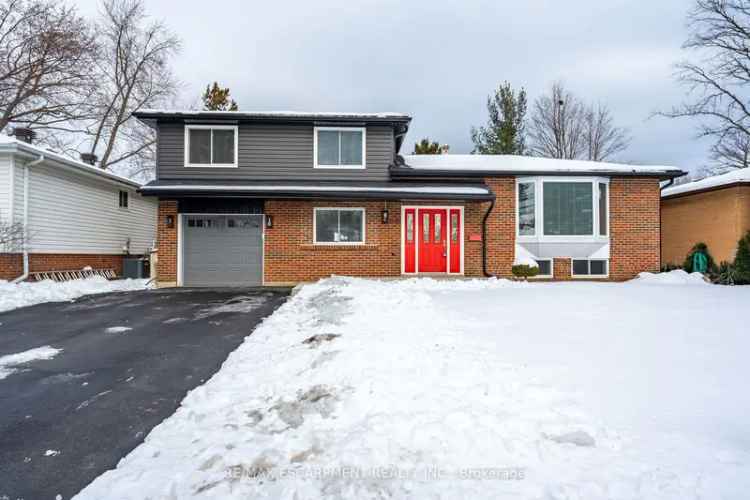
[0,154,10,222]
[24,163,157,254]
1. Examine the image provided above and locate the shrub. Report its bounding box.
[683,242,717,274]
[716,261,739,285]
[512,264,540,279]
[661,263,681,272]
[733,231,750,285]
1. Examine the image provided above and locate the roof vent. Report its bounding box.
[80,153,98,166]
[12,127,35,144]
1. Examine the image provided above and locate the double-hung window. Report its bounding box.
[185,125,238,167]
[314,127,365,168]
[314,208,365,244]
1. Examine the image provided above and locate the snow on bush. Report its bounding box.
[75,276,750,499]
[0,277,150,313]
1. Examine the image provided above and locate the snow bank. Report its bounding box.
[76,277,750,499]
[630,269,709,285]
[0,346,62,380]
[0,277,150,313]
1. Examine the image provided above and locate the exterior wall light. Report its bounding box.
[381,208,389,224]
[165,215,174,228]
[265,215,273,229]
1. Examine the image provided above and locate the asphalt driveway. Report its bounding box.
[0,287,289,500]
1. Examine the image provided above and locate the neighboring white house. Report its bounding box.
[0,133,158,281]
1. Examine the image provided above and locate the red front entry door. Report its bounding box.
[418,209,447,272]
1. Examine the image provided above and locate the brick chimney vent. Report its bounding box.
[12,127,35,144]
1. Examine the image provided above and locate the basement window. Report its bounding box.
[572,259,608,277]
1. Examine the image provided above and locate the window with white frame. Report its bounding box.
[534,259,553,277]
[314,127,365,168]
[314,208,365,244]
[185,125,237,167]
[516,178,608,239]
[572,259,608,277]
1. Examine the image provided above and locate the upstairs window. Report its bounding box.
[118,190,128,208]
[314,127,365,168]
[185,125,237,167]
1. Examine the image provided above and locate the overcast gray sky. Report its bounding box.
[75,0,711,173]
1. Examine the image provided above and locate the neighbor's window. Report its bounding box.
[186,126,237,167]
[518,181,535,236]
[118,190,128,208]
[314,208,365,244]
[315,127,365,168]
[543,182,593,236]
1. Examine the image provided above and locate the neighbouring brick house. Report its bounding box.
[133,110,685,287]
[661,168,750,265]
[0,132,157,281]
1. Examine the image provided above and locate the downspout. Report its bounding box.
[12,154,44,283]
[482,198,496,278]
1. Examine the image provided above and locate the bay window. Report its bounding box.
[314,127,365,168]
[314,208,365,244]
[516,177,609,239]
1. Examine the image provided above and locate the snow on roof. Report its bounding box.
[402,154,683,176]
[135,109,411,120]
[661,168,750,198]
[0,135,140,188]
[141,183,490,195]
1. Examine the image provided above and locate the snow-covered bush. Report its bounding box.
[511,264,539,279]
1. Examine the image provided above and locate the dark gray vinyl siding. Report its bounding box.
[156,122,394,181]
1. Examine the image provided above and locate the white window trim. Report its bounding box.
[313,126,366,169]
[184,125,239,168]
[529,258,553,279]
[571,258,610,279]
[313,207,366,245]
[516,176,609,243]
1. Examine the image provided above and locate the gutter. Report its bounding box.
[12,154,44,283]
[390,167,687,180]
[482,199,496,278]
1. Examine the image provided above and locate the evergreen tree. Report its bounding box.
[734,231,750,284]
[202,82,238,111]
[413,138,448,154]
[471,81,527,154]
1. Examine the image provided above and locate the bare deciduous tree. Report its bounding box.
[83,0,180,175]
[583,103,631,161]
[529,82,587,159]
[0,0,95,135]
[0,216,25,252]
[530,82,631,161]
[662,0,750,172]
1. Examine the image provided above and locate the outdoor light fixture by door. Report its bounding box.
[381,208,389,224]
[265,215,273,229]
[165,215,174,228]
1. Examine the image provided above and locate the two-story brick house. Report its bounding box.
[134,110,685,287]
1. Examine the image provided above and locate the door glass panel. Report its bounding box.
[423,213,430,243]
[434,214,441,243]
[451,213,458,242]
[406,213,414,242]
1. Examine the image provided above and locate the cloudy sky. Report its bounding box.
[75,0,712,173]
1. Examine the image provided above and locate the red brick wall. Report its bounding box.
[610,177,661,280]
[157,200,178,284]
[482,177,515,278]
[553,258,572,280]
[264,199,491,283]
[0,253,22,280]
[1,253,124,280]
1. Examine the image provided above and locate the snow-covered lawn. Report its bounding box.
[76,273,750,499]
[0,276,150,313]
